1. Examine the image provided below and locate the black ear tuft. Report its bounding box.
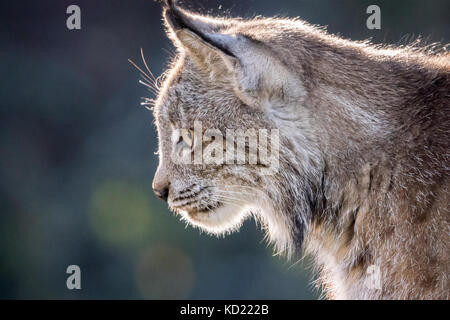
[162,2,236,58]
[161,0,176,8]
[163,1,190,31]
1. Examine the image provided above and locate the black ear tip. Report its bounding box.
[162,0,176,9]
[161,0,180,17]
[162,0,187,31]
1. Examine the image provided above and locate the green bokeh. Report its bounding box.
[90,181,152,249]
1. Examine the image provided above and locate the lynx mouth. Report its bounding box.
[169,187,222,216]
[172,197,229,227]
[167,185,252,234]
[185,203,224,218]
[172,200,224,216]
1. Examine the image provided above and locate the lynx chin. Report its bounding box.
[139,1,449,299]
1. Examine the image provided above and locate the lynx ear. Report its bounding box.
[162,1,303,108]
[163,1,236,72]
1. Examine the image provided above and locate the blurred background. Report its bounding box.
[0,0,448,299]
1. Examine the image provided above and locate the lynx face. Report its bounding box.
[151,3,320,251]
[153,57,272,234]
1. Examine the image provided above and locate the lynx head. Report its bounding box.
[151,1,322,256]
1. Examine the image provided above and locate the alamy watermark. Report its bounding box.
[366,5,381,30]
[66,5,81,30]
[66,5,380,31]
[66,265,81,290]
[171,121,280,175]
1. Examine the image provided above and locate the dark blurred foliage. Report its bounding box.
[0,0,448,299]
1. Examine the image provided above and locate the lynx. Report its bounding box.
[145,1,449,299]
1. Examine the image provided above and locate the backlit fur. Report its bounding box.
[147,1,450,299]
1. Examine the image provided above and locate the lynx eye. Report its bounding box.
[181,128,194,147]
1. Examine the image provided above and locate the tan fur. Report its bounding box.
[145,1,450,299]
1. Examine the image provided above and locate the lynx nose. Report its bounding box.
[153,187,169,202]
[152,165,170,202]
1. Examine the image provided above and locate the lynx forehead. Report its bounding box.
[144,1,449,299]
